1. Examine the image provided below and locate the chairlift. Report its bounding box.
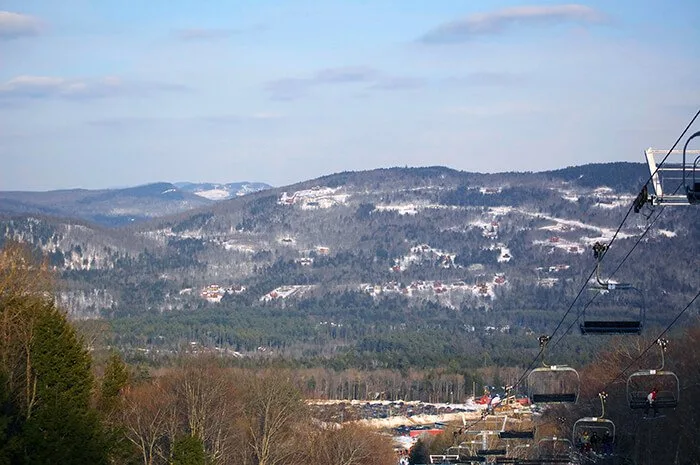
[537,436,573,461]
[573,392,615,454]
[683,131,700,204]
[580,243,644,335]
[507,443,536,460]
[429,455,460,464]
[527,336,580,404]
[475,430,507,456]
[499,410,535,440]
[641,131,700,206]
[627,339,679,412]
[454,432,504,461]
[450,442,486,463]
[499,430,535,440]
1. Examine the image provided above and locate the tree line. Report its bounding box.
[0,242,397,465]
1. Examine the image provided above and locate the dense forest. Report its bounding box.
[1,163,699,463]
[2,236,699,464]
[0,243,397,465]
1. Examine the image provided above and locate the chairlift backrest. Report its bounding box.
[627,369,679,409]
[581,251,645,334]
[537,437,573,459]
[527,365,580,404]
[573,417,615,444]
[644,134,700,206]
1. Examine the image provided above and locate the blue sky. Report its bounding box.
[1,0,698,190]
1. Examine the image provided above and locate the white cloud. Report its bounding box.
[421,4,607,44]
[265,66,423,100]
[0,11,43,39]
[88,113,284,127]
[445,101,545,117]
[314,66,379,83]
[0,76,188,102]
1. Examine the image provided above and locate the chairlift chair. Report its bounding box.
[429,454,460,464]
[573,392,616,452]
[499,430,535,440]
[451,442,486,463]
[683,131,700,204]
[507,443,536,460]
[580,284,645,334]
[627,339,680,411]
[527,336,580,404]
[642,131,700,206]
[472,430,507,457]
[537,437,573,460]
[580,243,644,335]
[499,411,535,440]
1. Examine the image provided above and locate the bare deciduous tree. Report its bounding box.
[120,381,174,465]
[239,372,309,465]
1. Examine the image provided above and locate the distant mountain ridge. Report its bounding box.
[1,161,696,330]
[0,180,273,227]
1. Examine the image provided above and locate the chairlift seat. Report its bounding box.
[580,320,642,334]
[532,393,577,403]
[477,449,507,456]
[499,430,535,439]
[629,390,677,409]
[573,417,615,446]
[459,456,486,462]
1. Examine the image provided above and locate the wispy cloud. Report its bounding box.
[264,78,312,101]
[315,66,379,83]
[369,77,426,91]
[444,72,527,87]
[173,28,237,41]
[201,113,284,124]
[420,4,606,44]
[0,11,43,39]
[0,76,188,102]
[88,113,284,127]
[265,66,423,100]
[173,24,265,41]
[445,101,545,117]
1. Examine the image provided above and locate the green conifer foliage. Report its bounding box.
[0,242,108,464]
[21,302,108,464]
[171,436,206,465]
[99,352,129,415]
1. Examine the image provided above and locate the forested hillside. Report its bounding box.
[0,163,697,376]
[0,243,395,464]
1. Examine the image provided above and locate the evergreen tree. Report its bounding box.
[171,436,206,465]
[99,352,130,415]
[408,438,429,465]
[0,242,109,464]
[21,302,108,465]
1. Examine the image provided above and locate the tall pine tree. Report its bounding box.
[0,242,108,464]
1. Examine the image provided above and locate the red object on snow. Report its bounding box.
[409,429,443,438]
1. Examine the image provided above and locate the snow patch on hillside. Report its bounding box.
[279,186,350,209]
[375,205,419,215]
[593,199,631,209]
[195,188,231,201]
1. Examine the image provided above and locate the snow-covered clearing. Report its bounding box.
[194,188,230,200]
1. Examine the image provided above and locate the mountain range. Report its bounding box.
[0,181,272,227]
[0,162,697,362]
